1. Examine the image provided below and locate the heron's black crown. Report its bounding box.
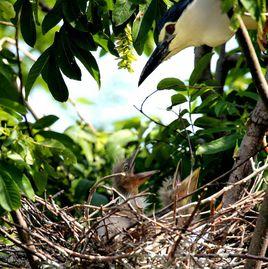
[158,0,194,34]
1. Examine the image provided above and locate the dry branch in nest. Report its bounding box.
[0,167,267,269]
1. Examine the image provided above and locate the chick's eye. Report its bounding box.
[165,24,175,35]
[123,164,129,172]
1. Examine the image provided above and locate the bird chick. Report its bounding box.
[158,168,200,224]
[97,149,159,239]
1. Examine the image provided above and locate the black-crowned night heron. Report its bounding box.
[112,149,159,199]
[139,0,259,85]
[158,167,200,209]
[97,150,159,238]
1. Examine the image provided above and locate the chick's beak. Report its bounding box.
[122,170,160,194]
[138,37,173,86]
[132,170,160,186]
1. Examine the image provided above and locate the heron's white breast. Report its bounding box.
[169,0,234,57]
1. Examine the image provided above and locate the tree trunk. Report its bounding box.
[244,188,268,269]
[222,99,268,207]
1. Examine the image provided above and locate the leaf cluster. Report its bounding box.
[0,0,267,215]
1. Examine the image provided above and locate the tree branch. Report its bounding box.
[222,99,268,206]
[222,13,268,206]
[0,21,15,27]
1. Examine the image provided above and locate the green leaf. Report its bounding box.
[21,175,35,200]
[66,25,97,51]
[0,110,18,125]
[0,98,27,115]
[42,0,63,34]
[167,117,190,131]
[93,33,118,57]
[36,139,77,165]
[0,162,34,200]
[91,193,109,206]
[194,93,219,113]
[41,51,69,102]
[238,91,259,101]
[134,0,157,55]
[74,178,94,202]
[76,97,94,106]
[114,117,141,130]
[0,73,20,102]
[112,0,135,26]
[0,1,15,20]
[36,130,79,154]
[25,48,51,99]
[62,0,88,31]
[240,0,259,20]
[62,0,80,24]
[157,78,186,91]
[0,171,21,211]
[71,44,101,87]
[32,169,47,193]
[168,93,187,109]
[104,0,114,10]
[20,0,36,47]
[106,129,137,161]
[189,53,213,85]
[197,126,236,136]
[76,0,88,12]
[195,116,232,128]
[32,0,40,25]
[32,115,59,129]
[54,31,81,80]
[0,48,17,63]
[196,134,238,155]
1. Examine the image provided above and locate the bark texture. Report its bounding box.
[244,188,268,269]
[222,99,268,207]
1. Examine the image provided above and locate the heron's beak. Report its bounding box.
[138,37,173,86]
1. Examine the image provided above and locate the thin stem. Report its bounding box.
[0,21,15,27]
[236,15,268,108]
[69,98,96,133]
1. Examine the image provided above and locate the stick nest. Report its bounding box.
[0,188,266,268]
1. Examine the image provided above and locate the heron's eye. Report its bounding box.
[165,24,175,35]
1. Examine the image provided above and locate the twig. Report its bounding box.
[39,0,51,13]
[133,105,188,141]
[1,37,37,61]
[168,190,206,260]
[10,211,41,268]
[69,98,96,133]
[0,226,46,261]
[155,145,266,218]
[236,15,268,108]
[195,253,268,263]
[0,21,15,27]
[84,172,126,219]
[161,162,268,219]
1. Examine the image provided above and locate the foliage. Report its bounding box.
[0,0,266,217]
